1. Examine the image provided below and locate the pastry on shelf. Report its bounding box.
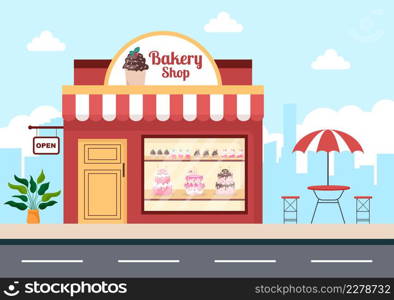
[153,169,172,195]
[215,168,235,195]
[212,150,218,158]
[228,149,236,159]
[185,150,191,160]
[236,149,244,159]
[178,149,184,160]
[170,149,177,160]
[193,150,200,159]
[184,170,205,196]
[157,149,163,159]
[203,150,209,158]
[164,149,170,157]
[220,149,228,159]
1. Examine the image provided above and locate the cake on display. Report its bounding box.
[184,170,205,196]
[215,169,235,195]
[153,169,172,195]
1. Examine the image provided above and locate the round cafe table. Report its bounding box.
[308,185,350,224]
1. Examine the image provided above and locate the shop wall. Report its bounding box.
[64,120,262,223]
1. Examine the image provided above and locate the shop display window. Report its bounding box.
[143,137,246,212]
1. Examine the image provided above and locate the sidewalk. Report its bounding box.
[0,224,393,239]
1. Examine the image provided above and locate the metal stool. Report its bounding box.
[281,196,299,224]
[354,196,372,224]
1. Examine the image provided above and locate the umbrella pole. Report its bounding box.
[327,152,329,185]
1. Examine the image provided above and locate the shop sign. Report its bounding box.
[33,137,60,155]
[106,32,221,86]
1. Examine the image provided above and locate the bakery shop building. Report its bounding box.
[62,32,264,224]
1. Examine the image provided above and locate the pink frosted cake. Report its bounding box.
[215,169,235,195]
[184,170,205,196]
[153,169,172,195]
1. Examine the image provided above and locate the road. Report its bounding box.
[0,244,393,278]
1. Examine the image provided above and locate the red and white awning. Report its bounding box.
[62,93,264,122]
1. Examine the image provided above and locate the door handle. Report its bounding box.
[122,163,125,177]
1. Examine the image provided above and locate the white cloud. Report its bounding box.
[264,125,283,162]
[297,99,394,182]
[311,49,351,70]
[27,31,66,51]
[0,106,61,158]
[204,12,243,33]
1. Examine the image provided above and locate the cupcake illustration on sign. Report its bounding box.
[123,47,149,85]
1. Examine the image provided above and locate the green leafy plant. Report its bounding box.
[5,170,61,211]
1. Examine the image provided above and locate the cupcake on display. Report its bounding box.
[157,149,163,159]
[215,168,235,195]
[212,150,219,158]
[194,150,201,159]
[236,149,244,159]
[220,149,228,159]
[184,170,205,196]
[170,149,177,160]
[164,149,170,159]
[153,169,172,196]
[185,150,191,160]
[178,149,184,160]
[203,150,210,158]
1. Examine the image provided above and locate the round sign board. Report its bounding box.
[105,31,222,86]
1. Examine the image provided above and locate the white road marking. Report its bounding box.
[21,260,83,263]
[117,260,180,263]
[214,260,277,263]
[311,259,373,263]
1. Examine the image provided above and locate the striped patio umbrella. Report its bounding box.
[292,129,364,185]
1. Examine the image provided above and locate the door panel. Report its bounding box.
[84,144,121,163]
[85,170,120,218]
[78,139,127,224]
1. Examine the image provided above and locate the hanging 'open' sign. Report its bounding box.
[33,137,60,155]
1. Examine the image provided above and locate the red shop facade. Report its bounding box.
[62,32,264,224]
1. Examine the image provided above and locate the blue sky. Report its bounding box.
[1,0,393,132]
[0,0,393,224]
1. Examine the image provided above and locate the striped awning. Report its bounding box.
[62,86,264,122]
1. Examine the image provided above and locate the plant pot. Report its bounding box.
[27,209,40,224]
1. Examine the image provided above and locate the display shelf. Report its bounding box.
[145,189,245,200]
[144,156,245,162]
[144,159,245,162]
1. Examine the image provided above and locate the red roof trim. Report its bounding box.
[74,59,252,69]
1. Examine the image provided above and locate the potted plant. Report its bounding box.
[5,170,61,224]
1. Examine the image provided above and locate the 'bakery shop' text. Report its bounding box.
[149,51,203,81]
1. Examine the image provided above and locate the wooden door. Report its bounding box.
[78,139,127,223]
